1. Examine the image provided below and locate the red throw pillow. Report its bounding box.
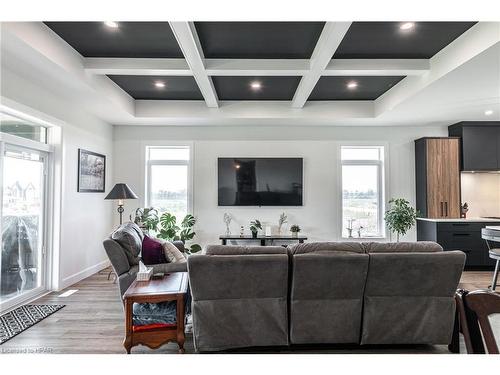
[141,236,168,265]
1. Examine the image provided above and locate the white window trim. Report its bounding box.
[144,142,194,216]
[336,142,389,240]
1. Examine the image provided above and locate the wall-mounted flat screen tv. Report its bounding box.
[218,157,303,206]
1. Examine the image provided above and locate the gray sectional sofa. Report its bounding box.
[187,241,465,352]
[103,222,187,298]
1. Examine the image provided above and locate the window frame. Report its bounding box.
[145,144,193,216]
[338,144,388,240]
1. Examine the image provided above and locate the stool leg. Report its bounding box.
[491,259,499,291]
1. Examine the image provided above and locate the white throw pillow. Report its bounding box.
[162,241,187,263]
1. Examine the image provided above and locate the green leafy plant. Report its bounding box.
[134,207,159,233]
[249,219,262,237]
[156,212,201,253]
[384,198,418,242]
[290,224,301,233]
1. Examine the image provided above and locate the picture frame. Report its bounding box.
[77,148,106,192]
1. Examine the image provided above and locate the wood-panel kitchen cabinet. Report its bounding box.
[415,137,461,218]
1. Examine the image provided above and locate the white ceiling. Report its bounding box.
[1,21,499,127]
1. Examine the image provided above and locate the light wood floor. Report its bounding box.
[0,268,496,354]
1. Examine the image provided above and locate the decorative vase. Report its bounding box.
[251,231,258,239]
[291,231,298,238]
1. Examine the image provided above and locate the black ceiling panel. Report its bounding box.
[44,22,184,58]
[108,75,203,100]
[212,76,301,101]
[195,22,325,59]
[308,76,406,101]
[334,22,477,59]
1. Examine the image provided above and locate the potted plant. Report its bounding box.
[290,224,301,238]
[134,207,159,234]
[156,212,202,254]
[278,212,288,235]
[384,198,418,242]
[249,219,262,238]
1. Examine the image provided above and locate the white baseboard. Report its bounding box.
[59,259,110,290]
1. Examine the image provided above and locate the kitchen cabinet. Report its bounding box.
[417,219,500,269]
[415,137,461,218]
[448,121,500,171]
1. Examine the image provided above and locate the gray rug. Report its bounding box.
[0,304,65,344]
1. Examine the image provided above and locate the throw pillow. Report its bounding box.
[162,241,187,264]
[141,235,168,265]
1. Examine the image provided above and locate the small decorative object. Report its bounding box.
[240,225,245,237]
[223,213,232,236]
[78,149,106,192]
[385,198,419,242]
[461,202,469,219]
[249,220,262,239]
[357,226,364,238]
[290,224,301,238]
[278,212,288,235]
[104,183,138,225]
[346,219,356,238]
[137,261,153,281]
[265,225,272,237]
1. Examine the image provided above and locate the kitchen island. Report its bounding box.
[417,218,500,269]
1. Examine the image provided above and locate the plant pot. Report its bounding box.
[251,231,258,239]
[291,231,298,238]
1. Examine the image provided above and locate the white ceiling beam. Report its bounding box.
[169,22,219,108]
[84,58,191,76]
[324,59,429,76]
[204,59,310,76]
[375,22,500,116]
[291,22,352,108]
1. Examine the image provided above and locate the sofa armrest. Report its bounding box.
[103,238,130,276]
[151,262,187,274]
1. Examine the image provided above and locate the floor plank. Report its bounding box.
[0,268,496,354]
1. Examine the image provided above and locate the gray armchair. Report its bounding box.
[103,222,187,299]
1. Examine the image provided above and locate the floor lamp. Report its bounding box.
[104,183,138,225]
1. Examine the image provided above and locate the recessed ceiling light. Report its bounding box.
[154,81,166,88]
[484,109,494,116]
[250,81,262,90]
[103,21,119,29]
[347,81,358,89]
[400,22,415,31]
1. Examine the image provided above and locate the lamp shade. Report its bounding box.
[104,183,138,200]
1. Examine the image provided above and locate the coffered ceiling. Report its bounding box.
[1,21,498,126]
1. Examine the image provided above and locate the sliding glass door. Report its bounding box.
[1,144,48,309]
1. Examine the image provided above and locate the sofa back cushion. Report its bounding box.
[289,241,365,254]
[364,241,442,253]
[204,245,287,255]
[361,250,465,345]
[188,252,289,351]
[289,251,369,344]
[111,222,144,266]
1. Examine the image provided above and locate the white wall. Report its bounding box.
[1,67,114,290]
[114,125,447,246]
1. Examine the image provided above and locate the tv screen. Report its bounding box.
[218,158,303,206]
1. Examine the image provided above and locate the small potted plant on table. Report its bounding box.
[290,224,301,238]
[249,220,262,239]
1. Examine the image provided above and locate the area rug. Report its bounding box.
[0,304,65,344]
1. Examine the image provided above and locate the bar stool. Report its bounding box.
[489,249,500,291]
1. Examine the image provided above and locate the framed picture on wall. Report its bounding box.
[77,148,106,192]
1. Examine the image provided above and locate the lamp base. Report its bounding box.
[117,205,124,225]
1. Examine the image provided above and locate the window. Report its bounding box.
[146,146,191,218]
[0,112,47,143]
[341,146,385,238]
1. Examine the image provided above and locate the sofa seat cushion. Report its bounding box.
[289,241,365,254]
[111,222,144,266]
[364,241,443,253]
[141,236,168,265]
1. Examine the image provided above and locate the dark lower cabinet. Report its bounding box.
[417,220,500,269]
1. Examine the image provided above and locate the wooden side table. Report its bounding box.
[123,272,188,353]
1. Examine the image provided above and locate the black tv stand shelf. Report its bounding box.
[219,235,307,246]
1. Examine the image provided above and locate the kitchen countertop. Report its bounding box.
[417,217,500,222]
